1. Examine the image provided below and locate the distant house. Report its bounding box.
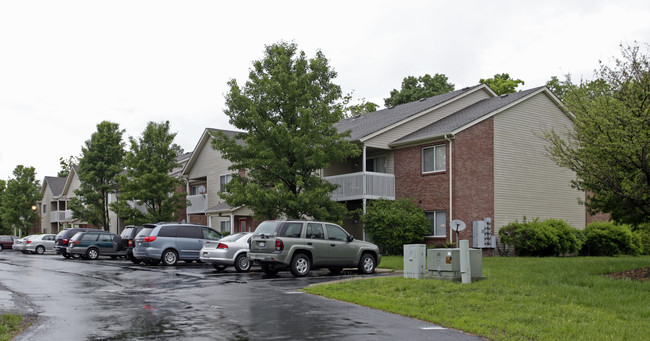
[38,176,67,234]
[180,128,256,234]
[326,84,589,251]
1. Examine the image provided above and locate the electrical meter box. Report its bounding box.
[426,248,484,281]
[403,244,426,279]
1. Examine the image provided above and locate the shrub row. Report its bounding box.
[500,219,644,256]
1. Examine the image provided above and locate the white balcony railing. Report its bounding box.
[325,172,395,201]
[50,210,73,222]
[187,194,208,214]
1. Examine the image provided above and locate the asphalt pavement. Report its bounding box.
[0,250,485,341]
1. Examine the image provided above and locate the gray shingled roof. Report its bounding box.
[392,87,544,146]
[206,201,237,213]
[44,176,67,196]
[335,85,483,141]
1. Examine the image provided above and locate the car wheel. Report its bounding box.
[261,263,279,276]
[213,264,227,272]
[161,250,178,266]
[72,253,81,259]
[290,253,311,277]
[87,248,99,260]
[234,254,251,273]
[36,246,46,255]
[0,244,3,251]
[358,253,376,274]
[328,267,343,275]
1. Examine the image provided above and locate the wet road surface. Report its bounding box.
[0,250,484,340]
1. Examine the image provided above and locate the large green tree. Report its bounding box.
[0,166,42,235]
[111,121,186,225]
[69,121,125,230]
[212,42,360,222]
[384,73,455,107]
[545,43,650,225]
[479,73,525,95]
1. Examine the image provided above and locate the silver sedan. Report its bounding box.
[200,232,253,273]
[24,234,56,254]
[12,235,36,253]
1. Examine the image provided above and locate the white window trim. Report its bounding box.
[422,144,446,174]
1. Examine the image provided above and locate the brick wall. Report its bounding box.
[394,117,495,247]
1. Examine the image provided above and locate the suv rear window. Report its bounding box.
[279,222,303,238]
[120,227,134,239]
[253,221,280,236]
[136,228,154,238]
[158,226,178,237]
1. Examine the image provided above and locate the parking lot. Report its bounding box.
[0,250,482,340]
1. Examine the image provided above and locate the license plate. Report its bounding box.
[258,241,265,248]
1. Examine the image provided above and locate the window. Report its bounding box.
[99,234,113,242]
[422,145,446,173]
[220,174,232,193]
[306,223,324,239]
[43,204,47,213]
[280,223,303,238]
[178,226,202,239]
[82,233,99,241]
[366,156,387,173]
[158,226,178,237]
[190,185,206,196]
[219,220,231,233]
[426,211,446,236]
[202,227,222,240]
[326,224,349,242]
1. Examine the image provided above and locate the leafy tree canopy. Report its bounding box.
[0,166,42,235]
[346,99,379,117]
[479,73,525,95]
[361,198,431,255]
[57,155,78,178]
[544,42,650,226]
[69,121,125,229]
[212,41,360,222]
[111,121,185,225]
[384,73,455,107]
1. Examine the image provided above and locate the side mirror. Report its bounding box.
[347,234,354,242]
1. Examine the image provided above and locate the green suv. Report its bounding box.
[248,220,381,277]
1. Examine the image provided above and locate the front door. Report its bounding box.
[239,219,248,233]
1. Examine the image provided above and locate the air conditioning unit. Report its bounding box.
[472,217,496,248]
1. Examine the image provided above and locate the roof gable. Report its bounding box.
[181,128,245,177]
[390,86,550,147]
[335,84,493,141]
[41,176,67,196]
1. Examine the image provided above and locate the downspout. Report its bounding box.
[230,213,234,234]
[185,180,190,223]
[444,134,454,244]
[362,144,367,241]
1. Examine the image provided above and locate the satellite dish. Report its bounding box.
[450,219,466,232]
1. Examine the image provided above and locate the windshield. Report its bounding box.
[253,221,280,236]
[120,227,134,238]
[56,230,68,239]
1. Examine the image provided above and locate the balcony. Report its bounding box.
[187,194,208,214]
[325,172,395,201]
[50,210,73,222]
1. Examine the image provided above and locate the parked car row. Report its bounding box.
[5,220,382,277]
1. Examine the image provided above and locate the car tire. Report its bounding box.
[0,244,3,251]
[213,264,227,272]
[261,263,279,276]
[234,254,251,273]
[328,267,343,275]
[36,246,46,255]
[128,254,141,265]
[22,250,28,254]
[87,248,99,260]
[290,253,311,277]
[161,249,178,266]
[358,253,376,274]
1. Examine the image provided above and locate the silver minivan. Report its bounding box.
[133,223,222,266]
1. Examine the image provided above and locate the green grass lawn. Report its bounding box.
[0,314,22,341]
[305,256,650,341]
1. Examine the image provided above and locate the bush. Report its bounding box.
[361,198,430,255]
[635,223,650,255]
[499,218,581,256]
[581,221,642,256]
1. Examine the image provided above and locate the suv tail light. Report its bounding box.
[143,236,157,242]
[275,239,284,251]
[62,239,69,246]
[217,243,228,249]
[128,240,133,247]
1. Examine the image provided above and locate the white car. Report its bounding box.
[13,235,36,253]
[24,234,56,254]
[200,232,253,272]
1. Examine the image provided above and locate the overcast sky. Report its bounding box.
[1,0,649,182]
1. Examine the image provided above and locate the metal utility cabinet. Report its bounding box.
[427,248,484,281]
[403,244,426,279]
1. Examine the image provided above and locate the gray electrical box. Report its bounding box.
[426,248,484,281]
[403,244,426,279]
[472,217,496,248]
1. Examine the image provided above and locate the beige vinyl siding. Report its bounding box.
[493,92,585,231]
[188,139,233,209]
[364,88,493,149]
